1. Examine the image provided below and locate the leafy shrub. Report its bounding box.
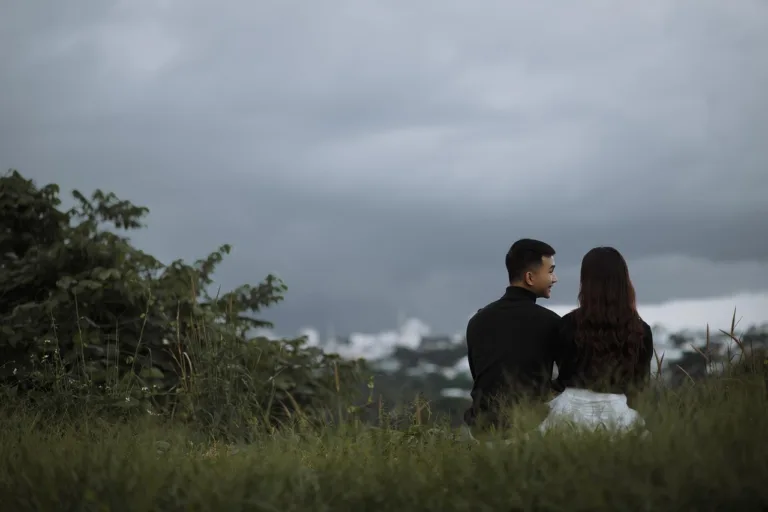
[0,169,366,439]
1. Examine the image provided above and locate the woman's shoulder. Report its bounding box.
[637,315,653,332]
[557,309,579,334]
[637,315,654,347]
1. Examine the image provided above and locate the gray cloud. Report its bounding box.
[2,0,767,336]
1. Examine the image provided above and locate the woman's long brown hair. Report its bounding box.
[574,246,645,380]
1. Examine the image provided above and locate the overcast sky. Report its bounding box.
[2,0,767,337]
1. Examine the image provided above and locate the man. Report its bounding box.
[463,238,562,432]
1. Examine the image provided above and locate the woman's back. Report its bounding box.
[554,309,654,396]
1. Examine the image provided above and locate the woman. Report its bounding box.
[538,246,654,434]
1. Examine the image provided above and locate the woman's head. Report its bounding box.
[578,246,636,311]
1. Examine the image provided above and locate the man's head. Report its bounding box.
[505,238,558,299]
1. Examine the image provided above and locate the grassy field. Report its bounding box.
[0,369,766,511]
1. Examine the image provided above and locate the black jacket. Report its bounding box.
[464,286,562,428]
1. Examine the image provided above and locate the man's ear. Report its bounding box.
[524,271,534,286]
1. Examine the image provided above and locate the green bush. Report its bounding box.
[0,169,366,439]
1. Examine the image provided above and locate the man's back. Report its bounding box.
[464,286,561,428]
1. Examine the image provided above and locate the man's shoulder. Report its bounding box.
[467,297,508,329]
[468,301,497,323]
[536,303,562,318]
[471,299,562,327]
[472,295,507,314]
[532,303,563,324]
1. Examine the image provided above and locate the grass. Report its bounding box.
[1,308,766,510]
[0,369,766,511]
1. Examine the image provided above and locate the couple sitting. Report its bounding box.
[463,238,654,439]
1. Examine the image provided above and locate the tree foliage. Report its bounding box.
[0,169,365,437]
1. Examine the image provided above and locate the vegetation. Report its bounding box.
[0,169,367,440]
[1,169,767,510]
[1,363,766,510]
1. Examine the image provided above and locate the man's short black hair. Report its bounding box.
[505,238,556,283]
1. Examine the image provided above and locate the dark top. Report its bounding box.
[463,286,562,428]
[553,309,654,396]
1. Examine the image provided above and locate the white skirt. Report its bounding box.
[537,387,646,434]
